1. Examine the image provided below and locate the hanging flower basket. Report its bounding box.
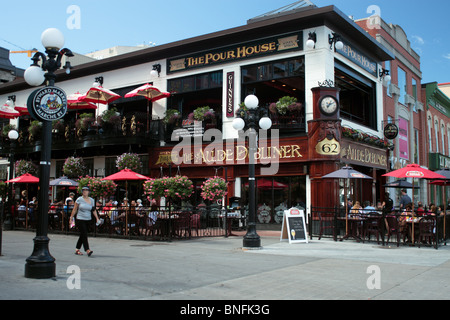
[270,96,302,115]
[164,109,181,125]
[200,176,228,202]
[78,176,117,199]
[143,176,194,201]
[63,156,86,179]
[193,106,215,122]
[116,153,142,172]
[15,160,38,176]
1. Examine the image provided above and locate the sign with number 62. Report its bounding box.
[315,138,341,156]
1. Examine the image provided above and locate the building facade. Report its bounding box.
[356,15,428,206]
[422,82,450,206]
[0,3,395,225]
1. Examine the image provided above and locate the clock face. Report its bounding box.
[319,95,338,116]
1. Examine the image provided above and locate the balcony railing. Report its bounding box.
[0,116,165,154]
[269,110,306,132]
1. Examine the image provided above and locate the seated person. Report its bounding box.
[416,203,425,216]
[362,201,377,215]
[350,201,362,215]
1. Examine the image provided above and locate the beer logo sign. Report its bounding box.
[405,171,424,178]
[28,86,67,121]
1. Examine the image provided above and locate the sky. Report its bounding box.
[2,0,449,84]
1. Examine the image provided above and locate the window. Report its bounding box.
[447,126,450,156]
[167,71,223,122]
[385,60,391,97]
[441,124,446,156]
[240,176,306,224]
[399,118,409,160]
[335,62,377,129]
[435,119,440,153]
[105,157,117,177]
[412,78,418,112]
[241,57,305,109]
[428,115,433,152]
[168,71,223,94]
[414,129,420,164]
[397,67,407,105]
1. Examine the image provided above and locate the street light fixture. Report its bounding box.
[232,94,272,249]
[24,28,73,279]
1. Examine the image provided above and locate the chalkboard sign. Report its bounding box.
[281,208,308,244]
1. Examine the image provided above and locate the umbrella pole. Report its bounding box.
[147,99,150,133]
[345,181,348,236]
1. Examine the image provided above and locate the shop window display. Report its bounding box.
[241,176,306,224]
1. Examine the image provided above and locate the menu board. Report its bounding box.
[281,208,308,244]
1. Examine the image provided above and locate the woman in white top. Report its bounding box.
[69,187,100,256]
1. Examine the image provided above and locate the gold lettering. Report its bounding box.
[227,50,236,59]
[237,46,246,58]
[205,53,214,64]
[272,146,282,159]
[235,145,248,161]
[225,149,234,161]
[291,145,303,158]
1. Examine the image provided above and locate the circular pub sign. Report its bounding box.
[384,123,399,140]
[27,86,68,121]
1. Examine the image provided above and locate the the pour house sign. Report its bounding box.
[168,32,303,73]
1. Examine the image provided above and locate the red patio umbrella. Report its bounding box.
[124,83,171,132]
[80,86,121,105]
[102,169,150,235]
[6,173,39,184]
[67,92,97,110]
[383,164,446,243]
[429,168,450,242]
[0,103,20,119]
[6,173,39,229]
[383,164,446,180]
[102,168,150,181]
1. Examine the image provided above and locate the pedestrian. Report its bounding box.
[69,186,100,257]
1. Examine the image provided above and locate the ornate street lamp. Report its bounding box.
[24,28,73,279]
[232,95,272,248]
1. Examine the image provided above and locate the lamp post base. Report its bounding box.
[24,236,55,279]
[243,230,261,249]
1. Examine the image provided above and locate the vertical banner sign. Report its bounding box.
[398,118,409,160]
[226,72,234,118]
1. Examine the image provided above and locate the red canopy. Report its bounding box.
[102,169,150,181]
[6,173,39,184]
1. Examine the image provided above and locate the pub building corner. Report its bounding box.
[0,3,396,230]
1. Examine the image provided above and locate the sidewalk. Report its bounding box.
[1,230,450,300]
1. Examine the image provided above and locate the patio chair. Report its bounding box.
[365,216,383,244]
[318,211,335,240]
[418,216,436,248]
[385,216,401,247]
